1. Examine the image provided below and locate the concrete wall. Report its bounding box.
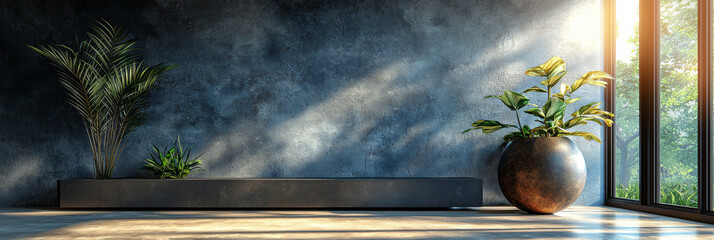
[0,0,605,207]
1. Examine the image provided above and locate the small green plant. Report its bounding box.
[616,182,698,208]
[463,57,614,142]
[140,136,204,179]
[616,183,640,200]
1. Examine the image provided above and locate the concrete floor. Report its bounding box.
[1,206,713,239]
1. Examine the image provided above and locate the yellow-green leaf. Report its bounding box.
[572,102,601,116]
[524,86,547,93]
[560,131,602,143]
[546,71,567,87]
[565,97,581,104]
[525,67,546,77]
[564,117,587,128]
[560,83,571,95]
[540,57,565,77]
[572,71,613,92]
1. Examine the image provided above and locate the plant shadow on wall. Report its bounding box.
[28,20,175,179]
[464,57,613,214]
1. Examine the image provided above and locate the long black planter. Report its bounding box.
[58,177,483,208]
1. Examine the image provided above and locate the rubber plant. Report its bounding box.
[29,20,175,178]
[463,57,614,142]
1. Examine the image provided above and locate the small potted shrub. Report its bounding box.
[140,136,204,179]
[464,57,613,214]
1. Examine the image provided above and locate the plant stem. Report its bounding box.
[515,110,525,137]
[546,85,551,138]
[547,86,551,99]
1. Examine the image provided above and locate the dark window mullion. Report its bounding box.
[697,0,712,214]
[604,0,616,200]
[639,0,660,207]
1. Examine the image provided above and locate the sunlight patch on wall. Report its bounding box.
[0,152,43,204]
[270,62,410,171]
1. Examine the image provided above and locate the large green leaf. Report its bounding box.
[543,97,566,122]
[524,107,545,118]
[463,120,518,134]
[485,91,530,110]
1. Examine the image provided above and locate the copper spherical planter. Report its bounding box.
[498,137,586,214]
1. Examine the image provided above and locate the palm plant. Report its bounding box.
[463,57,614,142]
[28,20,174,179]
[140,136,204,179]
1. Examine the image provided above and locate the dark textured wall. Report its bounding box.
[0,0,605,207]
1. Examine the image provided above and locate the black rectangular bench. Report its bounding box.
[59,177,483,208]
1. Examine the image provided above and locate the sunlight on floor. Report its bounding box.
[2,206,713,239]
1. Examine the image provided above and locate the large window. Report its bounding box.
[606,0,714,223]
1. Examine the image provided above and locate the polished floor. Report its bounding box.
[1,206,713,239]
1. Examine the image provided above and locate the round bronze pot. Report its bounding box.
[498,137,586,214]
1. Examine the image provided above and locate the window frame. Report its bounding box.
[604,0,714,223]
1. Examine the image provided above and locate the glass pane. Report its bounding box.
[659,0,698,208]
[614,0,641,200]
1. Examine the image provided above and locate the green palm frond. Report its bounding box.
[29,20,174,179]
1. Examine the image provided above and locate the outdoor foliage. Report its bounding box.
[464,57,614,142]
[140,136,204,179]
[616,183,698,208]
[28,20,174,179]
[616,183,640,201]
